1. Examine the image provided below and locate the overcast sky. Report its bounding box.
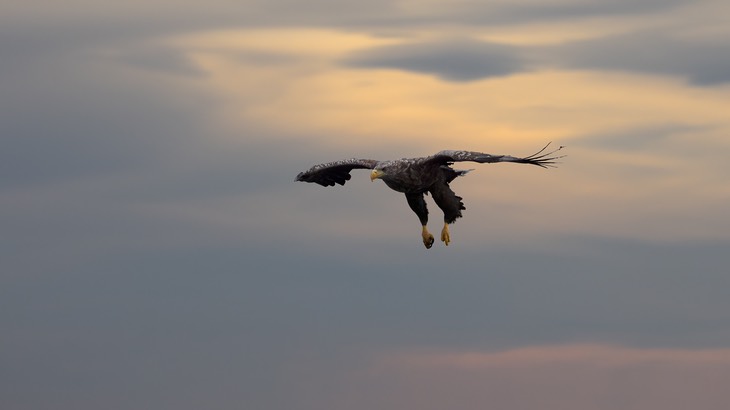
[3,1,730,409]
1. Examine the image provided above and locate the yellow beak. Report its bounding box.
[370,169,385,181]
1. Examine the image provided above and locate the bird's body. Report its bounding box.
[296,143,564,248]
[372,157,449,193]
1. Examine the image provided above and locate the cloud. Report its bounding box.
[342,27,730,86]
[392,344,730,368]
[546,30,730,85]
[343,38,528,81]
[500,0,683,21]
[114,46,206,77]
[355,344,730,410]
[0,57,204,190]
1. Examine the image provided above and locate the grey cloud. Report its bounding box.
[249,0,684,28]
[478,0,684,24]
[1,1,713,87]
[0,65,203,190]
[343,39,528,81]
[232,49,301,66]
[0,24,225,191]
[117,46,205,77]
[2,0,685,31]
[576,124,707,151]
[341,28,730,86]
[545,31,730,85]
[5,233,730,409]
[342,29,730,86]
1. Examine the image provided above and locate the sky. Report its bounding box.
[2,0,730,409]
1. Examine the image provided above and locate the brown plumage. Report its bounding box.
[296,143,564,248]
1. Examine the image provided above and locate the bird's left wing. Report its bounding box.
[295,158,379,187]
[428,142,565,169]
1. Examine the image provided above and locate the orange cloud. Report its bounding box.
[156,28,730,244]
[172,29,730,145]
[356,344,730,410]
[391,343,730,368]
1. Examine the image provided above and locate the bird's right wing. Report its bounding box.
[295,158,379,187]
[429,142,565,169]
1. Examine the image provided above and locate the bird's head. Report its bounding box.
[370,162,395,182]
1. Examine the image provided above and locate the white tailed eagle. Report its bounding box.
[296,143,564,249]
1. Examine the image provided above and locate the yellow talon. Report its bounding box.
[421,226,435,249]
[441,223,450,246]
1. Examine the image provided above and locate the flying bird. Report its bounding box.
[296,143,564,249]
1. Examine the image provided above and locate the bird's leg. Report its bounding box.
[441,223,450,246]
[422,225,435,249]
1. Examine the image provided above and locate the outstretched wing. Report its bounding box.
[295,158,379,187]
[428,142,565,169]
